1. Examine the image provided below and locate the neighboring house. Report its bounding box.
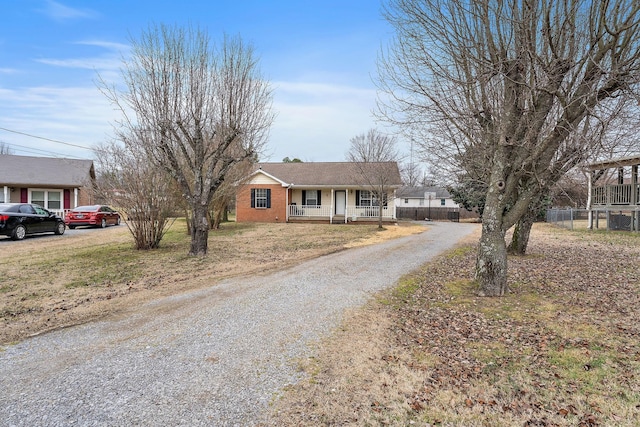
[0,154,96,217]
[236,162,403,223]
[395,186,459,208]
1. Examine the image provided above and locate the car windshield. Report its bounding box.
[72,205,100,212]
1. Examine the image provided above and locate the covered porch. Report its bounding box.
[587,155,640,231]
[286,187,397,223]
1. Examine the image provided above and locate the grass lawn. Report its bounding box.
[0,219,423,345]
[265,223,640,426]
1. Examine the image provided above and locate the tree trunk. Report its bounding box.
[508,214,534,255]
[189,204,209,256]
[184,208,192,235]
[475,182,508,296]
[378,204,384,229]
[476,224,508,296]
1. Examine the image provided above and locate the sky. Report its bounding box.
[0,0,405,163]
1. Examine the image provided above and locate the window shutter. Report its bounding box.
[266,189,271,208]
[317,191,321,206]
[250,189,255,208]
[302,190,306,205]
[63,189,71,210]
[355,190,360,207]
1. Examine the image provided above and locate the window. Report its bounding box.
[357,190,386,207]
[31,190,45,207]
[358,190,373,207]
[404,198,409,204]
[29,189,62,210]
[250,188,271,208]
[49,191,61,209]
[306,190,317,206]
[302,190,321,206]
[255,189,268,208]
[441,198,446,206]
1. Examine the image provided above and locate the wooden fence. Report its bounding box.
[396,207,479,222]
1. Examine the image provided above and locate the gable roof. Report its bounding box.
[255,162,403,187]
[397,186,452,199]
[0,154,95,187]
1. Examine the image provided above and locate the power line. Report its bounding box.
[0,126,94,151]
[2,141,85,159]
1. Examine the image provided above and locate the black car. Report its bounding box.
[0,203,66,240]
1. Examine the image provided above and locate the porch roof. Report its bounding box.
[587,155,640,170]
[256,162,403,187]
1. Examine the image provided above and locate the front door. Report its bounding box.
[335,191,346,215]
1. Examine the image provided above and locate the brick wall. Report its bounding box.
[236,184,288,223]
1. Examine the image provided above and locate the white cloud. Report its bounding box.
[39,1,97,22]
[77,40,130,52]
[0,78,389,163]
[35,39,127,72]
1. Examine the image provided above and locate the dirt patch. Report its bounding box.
[0,220,425,345]
[264,224,640,426]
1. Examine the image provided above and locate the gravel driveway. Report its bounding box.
[0,222,477,427]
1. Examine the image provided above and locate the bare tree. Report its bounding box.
[208,158,254,229]
[378,0,640,296]
[101,25,274,256]
[94,140,176,250]
[0,142,12,155]
[346,129,401,229]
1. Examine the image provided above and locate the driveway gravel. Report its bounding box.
[0,222,477,427]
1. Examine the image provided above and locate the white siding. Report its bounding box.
[249,173,281,185]
[395,197,459,208]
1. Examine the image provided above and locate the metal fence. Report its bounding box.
[545,208,591,230]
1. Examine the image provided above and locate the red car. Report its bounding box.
[65,205,121,229]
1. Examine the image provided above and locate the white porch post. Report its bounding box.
[285,185,290,222]
[74,188,78,208]
[345,189,349,223]
[330,189,334,224]
[2,186,7,203]
[393,188,397,219]
[587,171,593,229]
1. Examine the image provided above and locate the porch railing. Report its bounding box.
[288,204,332,218]
[52,209,66,218]
[350,206,392,218]
[287,204,394,219]
[592,184,640,206]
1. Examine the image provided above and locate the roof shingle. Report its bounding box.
[0,155,95,187]
[256,162,403,187]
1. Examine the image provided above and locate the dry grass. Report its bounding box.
[264,223,640,426]
[0,219,424,345]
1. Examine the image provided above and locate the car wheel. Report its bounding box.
[116,217,121,225]
[12,224,26,241]
[100,218,107,228]
[54,222,65,235]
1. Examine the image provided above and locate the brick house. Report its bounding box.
[236,162,402,223]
